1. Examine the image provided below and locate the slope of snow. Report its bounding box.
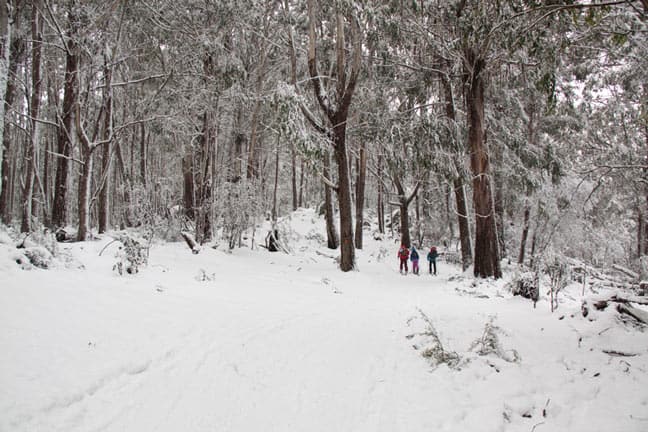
[1,209,647,432]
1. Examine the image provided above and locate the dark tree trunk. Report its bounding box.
[454,179,473,269]
[464,48,501,279]
[272,134,280,222]
[291,146,298,211]
[323,151,338,249]
[51,5,79,229]
[76,148,92,241]
[494,169,506,258]
[182,151,194,220]
[98,60,113,234]
[518,200,531,265]
[306,1,360,271]
[298,158,305,208]
[139,122,146,186]
[354,139,366,249]
[377,154,385,234]
[399,200,412,248]
[440,68,472,270]
[332,117,355,269]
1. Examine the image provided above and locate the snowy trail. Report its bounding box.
[2,224,648,431]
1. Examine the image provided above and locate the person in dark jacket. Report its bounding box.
[427,246,439,275]
[410,246,420,275]
[398,244,410,274]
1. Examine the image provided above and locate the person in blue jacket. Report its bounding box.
[427,246,439,275]
[410,246,420,275]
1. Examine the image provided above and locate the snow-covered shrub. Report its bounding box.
[510,271,539,303]
[469,317,520,363]
[20,228,58,257]
[407,309,461,369]
[23,247,54,269]
[113,234,149,275]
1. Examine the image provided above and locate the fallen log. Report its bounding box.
[180,231,201,254]
[611,264,639,280]
[617,303,648,325]
[602,349,638,357]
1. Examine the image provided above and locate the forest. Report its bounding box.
[0,0,646,278]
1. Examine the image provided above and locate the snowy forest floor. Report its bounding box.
[1,209,647,432]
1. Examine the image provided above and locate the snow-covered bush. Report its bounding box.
[510,271,539,303]
[469,317,520,363]
[23,247,54,269]
[112,234,149,275]
[407,309,461,369]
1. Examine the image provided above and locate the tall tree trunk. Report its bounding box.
[0,1,23,224]
[298,158,305,208]
[377,154,385,234]
[77,147,92,241]
[182,150,194,220]
[323,151,338,249]
[139,122,146,186]
[21,0,43,233]
[291,146,298,211]
[518,197,531,265]
[354,139,366,249]
[440,67,472,270]
[332,116,355,268]
[98,60,113,234]
[494,169,506,259]
[464,48,501,279]
[307,2,360,271]
[454,178,473,270]
[272,133,280,222]
[0,0,12,197]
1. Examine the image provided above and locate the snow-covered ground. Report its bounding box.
[1,209,647,432]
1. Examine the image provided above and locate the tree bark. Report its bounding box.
[323,151,338,249]
[0,0,12,197]
[354,139,366,249]
[0,0,23,224]
[440,67,472,270]
[377,154,385,234]
[464,47,501,278]
[518,197,531,265]
[291,146,298,211]
[307,1,360,271]
[98,59,113,234]
[51,3,79,229]
[21,0,43,233]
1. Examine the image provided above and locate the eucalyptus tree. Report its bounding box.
[303,0,362,271]
[0,0,25,224]
[20,0,44,233]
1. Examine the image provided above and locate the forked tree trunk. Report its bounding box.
[21,0,43,233]
[307,2,360,271]
[464,47,501,279]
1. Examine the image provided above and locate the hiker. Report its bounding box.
[410,246,420,275]
[427,246,439,275]
[398,244,410,274]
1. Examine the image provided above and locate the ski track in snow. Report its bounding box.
[2,212,648,432]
